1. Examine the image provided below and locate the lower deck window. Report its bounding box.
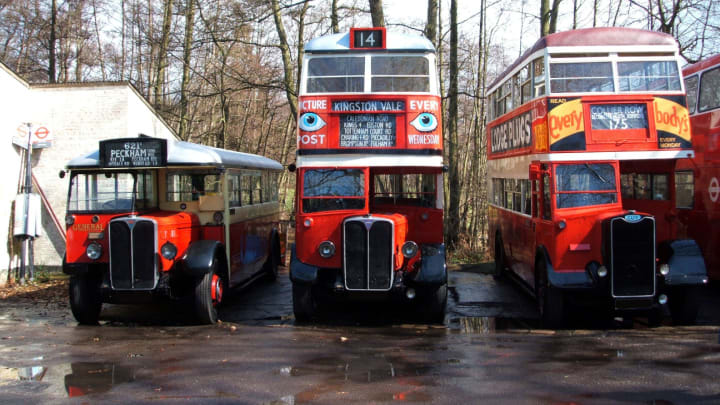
[675,171,694,208]
[372,173,436,207]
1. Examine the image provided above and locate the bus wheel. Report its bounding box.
[263,236,280,281]
[69,272,102,325]
[195,262,223,324]
[292,283,317,323]
[423,283,447,324]
[669,287,699,325]
[536,260,564,328]
[493,234,506,278]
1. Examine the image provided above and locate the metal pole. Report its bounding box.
[23,123,33,283]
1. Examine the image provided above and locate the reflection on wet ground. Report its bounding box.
[1,267,719,403]
[63,362,136,397]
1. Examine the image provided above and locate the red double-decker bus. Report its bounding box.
[289,28,447,322]
[487,27,708,326]
[681,54,720,282]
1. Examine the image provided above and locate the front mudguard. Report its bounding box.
[289,244,318,284]
[408,243,447,286]
[659,239,708,286]
[179,240,226,279]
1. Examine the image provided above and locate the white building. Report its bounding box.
[0,62,178,286]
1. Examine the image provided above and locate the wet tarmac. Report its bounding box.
[1,265,719,404]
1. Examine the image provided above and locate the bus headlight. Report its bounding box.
[86,243,102,260]
[65,215,75,226]
[557,220,567,230]
[597,265,608,278]
[402,241,419,258]
[659,263,670,276]
[161,242,178,260]
[318,241,335,258]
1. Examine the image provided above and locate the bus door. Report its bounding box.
[529,162,553,285]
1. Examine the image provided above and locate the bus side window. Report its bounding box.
[675,171,694,209]
[542,172,551,220]
[684,74,698,114]
[229,173,241,207]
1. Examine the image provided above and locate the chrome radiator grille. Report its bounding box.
[109,217,158,290]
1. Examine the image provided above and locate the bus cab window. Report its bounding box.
[675,171,694,209]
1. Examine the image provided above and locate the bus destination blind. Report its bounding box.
[99,138,167,168]
[590,104,648,130]
[340,114,396,147]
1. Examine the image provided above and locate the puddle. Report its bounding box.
[64,362,137,397]
[0,366,48,383]
[451,316,535,333]
[278,354,438,384]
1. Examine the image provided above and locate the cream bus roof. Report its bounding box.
[305,31,435,53]
[67,138,284,171]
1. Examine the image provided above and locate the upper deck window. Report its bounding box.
[307,57,364,93]
[371,56,430,92]
[305,55,432,94]
[550,62,614,93]
[698,66,720,112]
[684,75,698,114]
[617,61,681,91]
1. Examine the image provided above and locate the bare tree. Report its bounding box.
[425,0,438,45]
[49,0,57,82]
[154,0,174,107]
[446,0,460,248]
[369,0,385,27]
[179,0,195,140]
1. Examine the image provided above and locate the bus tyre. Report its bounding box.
[493,234,506,278]
[423,283,447,324]
[669,287,699,325]
[195,262,223,325]
[69,273,102,325]
[536,260,564,328]
[292,283,317,323]
[263,236,280,281]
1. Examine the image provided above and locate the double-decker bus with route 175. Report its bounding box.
[487,27,708,326]
[681,54,720,282]
[62,136,284,325]
[289,28,447,322]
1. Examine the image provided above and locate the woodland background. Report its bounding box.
[1,0,718,261]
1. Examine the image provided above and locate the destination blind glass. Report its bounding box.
[340,114,397,147]
[99,138,167,168]
[590,104,648,130]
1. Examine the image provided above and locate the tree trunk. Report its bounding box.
[424,0,438,45]
[154,0,174,107]
[49,0,57,83]
[369,0,385,27]
[331,0,339,33]
[446,0,459,249]
[270,0,299,121]
[549,0,562,34]
[540,0,550,37]
[179,0,195,141]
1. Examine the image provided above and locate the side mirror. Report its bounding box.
[58,170,66,179]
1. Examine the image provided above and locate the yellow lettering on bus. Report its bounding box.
[548,99,584,145]
[653,97,691,142]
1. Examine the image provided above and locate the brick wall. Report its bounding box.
[0,72,178,286]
